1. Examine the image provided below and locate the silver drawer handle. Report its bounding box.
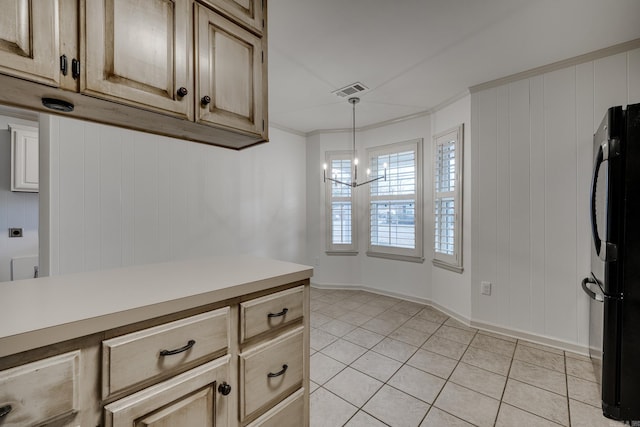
[159,339,196,356]
[0,405,12,418]
[268,364,288,378]
[268,308,288,318]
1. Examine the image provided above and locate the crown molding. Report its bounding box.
[470,38,640,93]
[286,90,470,137]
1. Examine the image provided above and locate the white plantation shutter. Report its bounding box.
[367,139,423,262]
[433,125,463,271]
[325,152,356,252]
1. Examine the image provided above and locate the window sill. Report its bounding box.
[325,251,359,256]
[366,252,425,263]
[432,259,464,273]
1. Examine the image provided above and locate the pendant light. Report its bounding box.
[322,97,387,187]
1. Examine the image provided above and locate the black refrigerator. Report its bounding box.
[582,102,640,422]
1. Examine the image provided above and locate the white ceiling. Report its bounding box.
[268,0,640,134]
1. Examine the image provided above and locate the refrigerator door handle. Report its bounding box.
[582,277,604,302]
[590,144,605,258]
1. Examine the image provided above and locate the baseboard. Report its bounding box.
[311,281,589,356]
[469,319,589,356]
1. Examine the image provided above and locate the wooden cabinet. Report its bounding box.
[239,327,304,421]
[238,285,309,426]
[104,355,232,427]
[240,286,304,342]
[0,279,309,427]
[82,0,194,120]
[196,3,266,137]
[247,388,305,427]
[0,0,267,149]
[203,0,264,35]
[0,351,80,426]
[0,0,60,87]
[102,307,230,398]
[8,123,38,192]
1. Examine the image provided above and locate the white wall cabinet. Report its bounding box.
[8,123,38,192]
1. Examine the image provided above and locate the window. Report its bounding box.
[433,124,463,272]
[367,139,423,262]
[325,151,356,253]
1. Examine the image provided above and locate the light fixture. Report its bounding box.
[323,97,387,187]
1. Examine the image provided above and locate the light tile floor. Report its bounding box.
[309,287,627,427]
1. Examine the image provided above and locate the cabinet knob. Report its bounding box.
[177,87,188,97]
[218,382,232,396]
[201,95,211,106]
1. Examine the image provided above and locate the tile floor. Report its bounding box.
[309,287,626,427]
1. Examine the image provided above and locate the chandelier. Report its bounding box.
[323,97,387,188]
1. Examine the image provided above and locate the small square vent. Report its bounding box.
[332,82,369,97]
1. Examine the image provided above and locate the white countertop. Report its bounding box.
[0,256,313,358]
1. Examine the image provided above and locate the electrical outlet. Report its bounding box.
[9,228,23,238]
[314,257,320,266]
[481,281,492,296]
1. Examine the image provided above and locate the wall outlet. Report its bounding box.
[9,228,23,238]
[481,281,492,296]
[314,257,320,266]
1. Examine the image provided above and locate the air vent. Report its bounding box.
[332,82,369,98]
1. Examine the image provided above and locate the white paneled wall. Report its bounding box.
[0,115,39,282]
[471,48,640,347]
[41,117,307,276]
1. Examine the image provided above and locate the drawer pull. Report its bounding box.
[218,382,232,396]
[159,339,196,356]
[0,404,12,418]
[267,308,289,318]
[267,364,288,378]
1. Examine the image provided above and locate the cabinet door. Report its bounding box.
[8,124,39,192]
[104,355,232,427]
[83,0,193,120]
[196,4,266,138]
[201,0,264,35]
[0,0,60,87]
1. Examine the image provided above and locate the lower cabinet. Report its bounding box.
[0,351,80,427]
[0,280,309,427]
[246,388,305,427]
[104,355,232,427]
[239,327,304,421]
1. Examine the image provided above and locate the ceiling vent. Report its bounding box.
[332,82,369,98]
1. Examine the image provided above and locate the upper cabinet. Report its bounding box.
[0,0,60,87]
[204,0,264,35]
[9,123,39,192]
[82,0,194,120]
[196,3,265,136]
[0,0,268,150]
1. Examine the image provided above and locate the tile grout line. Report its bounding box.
[311,289,589,427]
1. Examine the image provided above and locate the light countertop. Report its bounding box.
[0,255,313,358]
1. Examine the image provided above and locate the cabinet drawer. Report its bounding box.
[240,327,304,420]
[103,307,229,398]
[246,388,305,427]
[0,351,80,427]
[104,355,231,427]
[240,286,304,342]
